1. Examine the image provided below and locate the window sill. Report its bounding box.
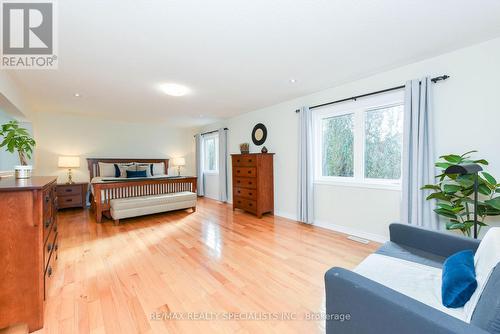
[314,179,401,191]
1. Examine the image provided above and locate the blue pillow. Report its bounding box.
[113,164,121,177]
[126,170,147,178]
[442,250,477,308]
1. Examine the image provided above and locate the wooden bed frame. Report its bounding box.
[87,158,197,223]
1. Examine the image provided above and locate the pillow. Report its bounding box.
[442,250,477,308]
[152,162,166,176]
[114,163,135,177]
[126,170,147,178]
[464,227,500,321]
[136,163,153,177]
[98,162,116,177]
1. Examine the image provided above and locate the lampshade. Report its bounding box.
[58,156,80,168]
[172,157,186,166]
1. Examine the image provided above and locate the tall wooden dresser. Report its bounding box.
[231,153,274,218]
[0,177,58,332]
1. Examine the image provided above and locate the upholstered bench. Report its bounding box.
[109,191,196,224]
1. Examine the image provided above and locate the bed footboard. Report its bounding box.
[91,177,197,223]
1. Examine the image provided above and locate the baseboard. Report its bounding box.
[273,210,297,221]
[313,220,388,243]
[271,210,387,243]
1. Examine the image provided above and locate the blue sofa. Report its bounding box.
[325,223,500,334]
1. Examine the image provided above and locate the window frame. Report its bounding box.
[312,90,404,190]
[202,133,219,174]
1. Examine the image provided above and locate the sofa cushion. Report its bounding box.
[110,191,196,211]
[376,241,445,268]
[442,250,477,308]
[471,265,500,333]
[464,227,500,322]
[355,253,466,321]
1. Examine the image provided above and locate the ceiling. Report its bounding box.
[9,0,500,127]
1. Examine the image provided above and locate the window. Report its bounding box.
[313,91,404,188]
[203,133,219,173]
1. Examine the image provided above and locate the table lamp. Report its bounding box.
[172,157,186,176]
[58,156,80,184]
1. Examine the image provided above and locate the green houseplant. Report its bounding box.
[422,151,500,237]
[0,120,36,178]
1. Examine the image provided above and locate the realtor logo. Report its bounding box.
[1,0,58,69]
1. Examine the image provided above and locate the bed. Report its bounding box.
[87,158,197,223]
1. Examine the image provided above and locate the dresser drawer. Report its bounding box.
[233,177,257,189]
[43,215,54,244]
[233,187,257,200]
[233,167,256,178]
[44,240,57,300]
[57,184,82,196]
[58,194,82,208]
[44,231,58,271]
[233,196,257,213]
[232,155,257,167]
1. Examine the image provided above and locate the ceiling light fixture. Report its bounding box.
[289,79,297,83]
[74,93,80,97]
[158,83,191,97]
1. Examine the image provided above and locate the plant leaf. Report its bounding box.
[440,154,462,163]
[481,172,497,186]
[485,197,500,210]
[443,184,461,194]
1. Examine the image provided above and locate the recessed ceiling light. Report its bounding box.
[74,93,80,97]
[289,79,297,83]
[158,83,191,97]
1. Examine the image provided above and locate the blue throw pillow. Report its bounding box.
[126,170,147,178]
[113,164,121,177]
[442,250,478,308]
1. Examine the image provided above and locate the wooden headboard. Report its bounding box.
[87,158,169,179]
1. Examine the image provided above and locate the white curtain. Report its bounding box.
[195,134,205,196]
[401,77,438,229]
[218,128,228,202]
[298,106,314,224]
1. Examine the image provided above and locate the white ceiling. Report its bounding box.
[9,0,500,127]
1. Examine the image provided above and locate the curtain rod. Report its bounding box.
[296,75,450,112]
[194,128,229,137]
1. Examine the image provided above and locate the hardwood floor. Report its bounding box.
[35,198,379,334]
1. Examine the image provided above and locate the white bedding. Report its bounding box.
[354,253,467,321]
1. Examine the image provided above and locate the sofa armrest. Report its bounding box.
[389,223,480,257]
[325,267,488,334]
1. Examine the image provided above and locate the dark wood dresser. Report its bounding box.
[57,182,88,209]
[231,153,274,218]
[0,176,58,332]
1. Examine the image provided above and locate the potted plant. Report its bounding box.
[0,120,36,179]
[422,151,500,237]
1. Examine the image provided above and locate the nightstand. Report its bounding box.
[56,182,88,209]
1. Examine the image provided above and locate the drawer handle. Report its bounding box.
[237,159,240,163]
[249,182,253,185]
[237,170,240,173]
[65,189,72,192]
[237,190,241,194]
[248,192,252,196]
[66,199,73,202]
[248,170,252,174]
[47,266,52,277]
[237,180,241,183]
[248,159,252,162]
[47,244,53,252]
[249,203,253,207]
[237,200,241,204]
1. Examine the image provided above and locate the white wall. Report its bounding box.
[202,37,500,241]
[32,112,196,183]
